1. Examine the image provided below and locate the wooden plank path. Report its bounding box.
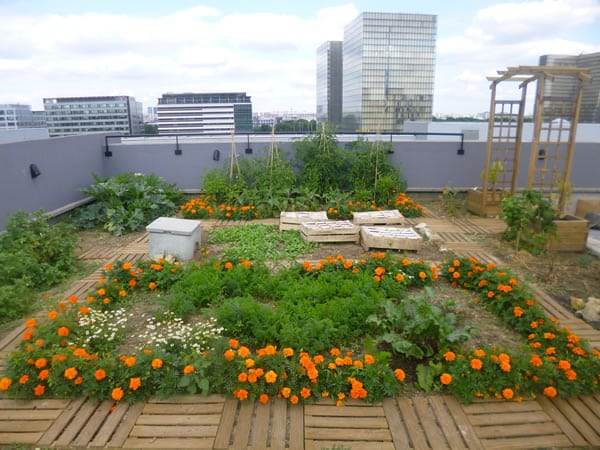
[2,215,600,449]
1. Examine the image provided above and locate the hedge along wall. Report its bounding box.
[1,133,599,230]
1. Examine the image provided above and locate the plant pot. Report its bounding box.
[547,215,589,252]
[466,189,507,217]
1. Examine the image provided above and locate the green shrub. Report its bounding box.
[0,210,78,289]
[73,172,184,235]
[0,279,35,322]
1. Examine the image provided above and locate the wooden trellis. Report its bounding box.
[482,65,591,214]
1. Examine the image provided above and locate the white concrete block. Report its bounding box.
[146,217,201,261]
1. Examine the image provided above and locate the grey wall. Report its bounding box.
[0,133,107,229]
[1,133,598,230]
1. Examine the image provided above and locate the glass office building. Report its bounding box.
[157,92,253,135]
[342,12,436,132]
[316,41,343,126]
[44,96,143,137]
[540,52,600,123]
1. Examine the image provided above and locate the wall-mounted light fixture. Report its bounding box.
[245,147,253,154]
[457,147,465,155]
[104,147,113,157]
[174,136,182,155]
[537,148,546,160]
[29,163,41,178]
[213,149,220,161]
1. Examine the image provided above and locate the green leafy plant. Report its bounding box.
[0,210,79,291]
[367,288,472,360]
[500,190,557,253]
[74,172,184,235]
[438,185,463,217]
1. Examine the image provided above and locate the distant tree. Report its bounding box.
[144,124,158,134]
[253,124,272,132]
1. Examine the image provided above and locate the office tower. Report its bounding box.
[316,41,343,126]
[0,104,45,128]
[157,92,253,135]
[539,52,600,123]
[43,96,144,137]
[342,12,437,131]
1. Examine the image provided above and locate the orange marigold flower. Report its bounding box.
[364,354,375,365]
[95,369,107,381]
[124,356,136,368]
[148,282,157,290]
[374,266,386,276]
[565,370,577,381]
[97,288,106,296]
[19,374,29,385]
[22,329,34,341]
[34,358,47,369]
[38,369,49,380]
[513,306,524,317]
[228,338,239,349]
[237,346,251,358]
[500,362,511,372]
[453,272,460,279]
[314,354,324,364]
[474,349,486,358]
[64,367,78,380]
[128,279,137,288]
[151,358,163,369]
[224,262,233,270]
[502,388,514,400]
[470,358,483,370]
[419,271,427,280]
[543,386,557,398]
[530,355,543,367]
[283,347,294,358]
[394,368,406,382]
[74,376,83,385]
[224,349,235,361]
[47,311,59,320]
[330,348,341,357]
[33,384,46,396]
[238,372,248,383]
[557,360,571,371]
[301,387,311,399]
[290,395,299,405]
[546,347,556,356]
[254,368,264,377]
[259,394,269,404]
[263,345,277,356]
[281,387,291,398]
[244,358,255,368]
[68,295,78,304]
[265,370,278,384]
[122,262,132,270]
[443,351,456,361]
[112,387,124,401]
[487,291,495,298]
[440,373,452,385]
[572,347,586,356]
[129,377,141,391]
[25,318,37,328]
[478,279,487,287]
[183,365,195,375]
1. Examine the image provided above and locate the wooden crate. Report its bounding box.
[352,210,404,226]
[300,220,360,243]
[360,226,422,251]
[279,211,328,231]
[548,215,589,252]
[466,189,507,217]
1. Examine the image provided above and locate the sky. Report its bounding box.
[1,0,599,116]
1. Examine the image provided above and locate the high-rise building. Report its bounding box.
[539,52,600,123]
[43,96,144,137]
[0,104,45,129]
[157,92,252,135]
[316,41,343,126]
[342,12,437,132]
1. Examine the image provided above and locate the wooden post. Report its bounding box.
[559,77,585,213]
[527,73,546,189]
[482,81,498,209]
[512,80,529,195]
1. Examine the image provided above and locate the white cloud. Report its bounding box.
[0,1,598,115]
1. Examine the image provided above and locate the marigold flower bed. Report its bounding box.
[1,253,599,405]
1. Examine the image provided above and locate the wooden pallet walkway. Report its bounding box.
[2,216,600,449]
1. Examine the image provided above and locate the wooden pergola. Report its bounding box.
[481,65,591,214]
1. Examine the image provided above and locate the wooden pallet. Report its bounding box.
[352,209,404,226]
[360,226,422,251]
[300,220,360,243]
[279,211,328,231]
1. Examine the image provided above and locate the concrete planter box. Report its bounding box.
[466,189,508,217]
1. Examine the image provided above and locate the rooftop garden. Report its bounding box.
[1,131,599,406]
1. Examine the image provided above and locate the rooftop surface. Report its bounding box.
[1,214,599,449]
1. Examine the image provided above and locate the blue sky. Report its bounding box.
[1,0,599,115]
